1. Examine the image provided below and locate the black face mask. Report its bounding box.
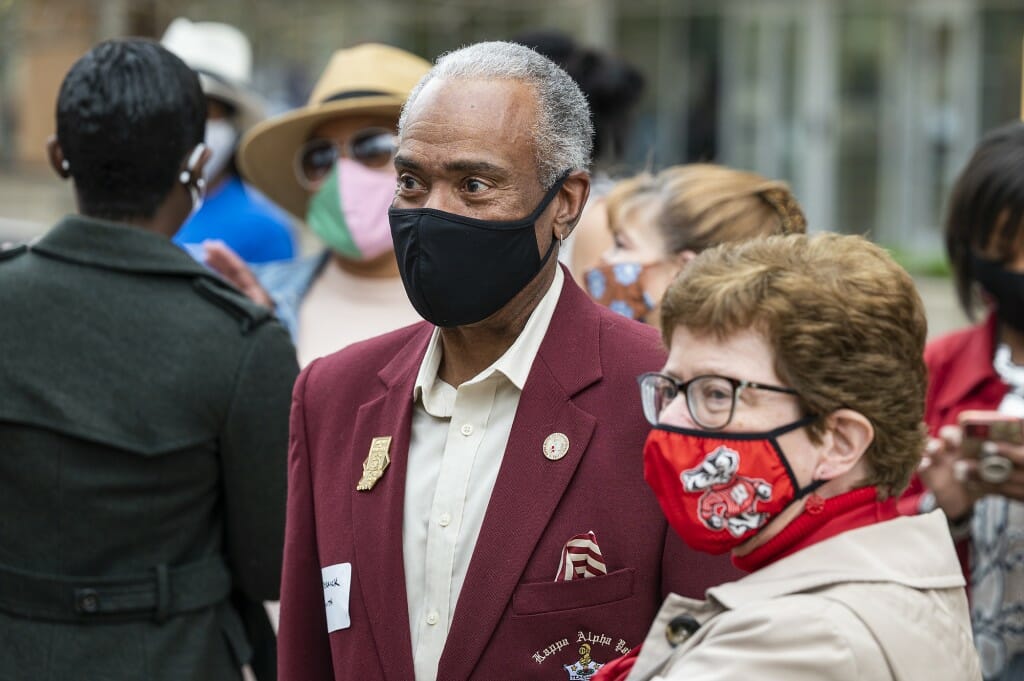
[973,254,1024,332]
[388,173,569,327]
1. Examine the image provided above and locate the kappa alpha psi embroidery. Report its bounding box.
[532,631,633,673]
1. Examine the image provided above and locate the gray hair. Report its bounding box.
[398,41,593,188]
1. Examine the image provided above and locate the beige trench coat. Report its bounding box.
[626,511,981,681]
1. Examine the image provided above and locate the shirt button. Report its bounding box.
[426,611,439,625]
[460,424,473,437]
[439,513,451,527]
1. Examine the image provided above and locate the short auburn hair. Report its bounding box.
[660,233,927,495]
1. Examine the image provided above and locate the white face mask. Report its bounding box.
[202,119,238,183]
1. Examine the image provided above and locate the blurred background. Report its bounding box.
[2,0,1023,332]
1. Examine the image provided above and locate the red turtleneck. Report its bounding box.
[732,485,899,572]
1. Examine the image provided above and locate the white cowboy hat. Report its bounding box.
[161,17,265,132]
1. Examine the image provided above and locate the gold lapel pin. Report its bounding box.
[356,436,392,491]
[543,432,570,461]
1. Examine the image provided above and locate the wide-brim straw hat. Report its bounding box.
[238,43,431,219]
[161,17,266,132]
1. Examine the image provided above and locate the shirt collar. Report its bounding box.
[31,214,211,278]
[413,266,565,416]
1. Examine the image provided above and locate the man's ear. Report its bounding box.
[815,409,874,480]
[47,135,70,180]
[552,170,591,241]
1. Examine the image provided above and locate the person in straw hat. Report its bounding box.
[161,17,294,264]
[204,43,430,367]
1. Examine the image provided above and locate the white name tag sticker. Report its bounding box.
[321,562,352,633]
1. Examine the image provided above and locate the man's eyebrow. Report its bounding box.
[393,155,422,171]
[394,156,510,178]
[444,159,508,176]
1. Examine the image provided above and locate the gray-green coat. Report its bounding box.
[0,216,298,681]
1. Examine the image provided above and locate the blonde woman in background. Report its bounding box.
[583,164,806,326]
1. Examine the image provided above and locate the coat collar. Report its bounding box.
[931,314,1001,416]
[378,265,603,399]
[708,511,965,610]
[31,215,214,278]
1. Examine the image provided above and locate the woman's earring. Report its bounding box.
[60,159,70,172]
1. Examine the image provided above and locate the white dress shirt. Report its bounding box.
[404,267,564,681]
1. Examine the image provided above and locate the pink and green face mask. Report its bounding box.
[305,158,397,261]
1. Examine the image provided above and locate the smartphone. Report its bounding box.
[958,411,1023,483]
[958,410,1024,455]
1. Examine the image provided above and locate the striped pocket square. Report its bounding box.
[555,531,608,581]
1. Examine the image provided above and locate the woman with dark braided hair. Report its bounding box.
[583,164,806,327]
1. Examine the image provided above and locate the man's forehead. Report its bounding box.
[398,77,539,177]
[405,76,537,128]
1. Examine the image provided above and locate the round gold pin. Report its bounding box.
[543,432,570,460]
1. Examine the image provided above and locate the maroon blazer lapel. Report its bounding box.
[438,275,604,679]
[350,326,432,681]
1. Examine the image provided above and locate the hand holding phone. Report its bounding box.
[958,410,1024,484]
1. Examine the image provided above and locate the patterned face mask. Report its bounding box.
[643,418,821,554]
[584,262,658,323]
[306,159,397,261]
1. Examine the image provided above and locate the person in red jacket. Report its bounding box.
[911,121,1024,681]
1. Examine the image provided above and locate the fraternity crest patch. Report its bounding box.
[563,643,603,679]
[681,446,773,536]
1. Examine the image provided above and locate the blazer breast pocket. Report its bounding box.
[511,567,635,618]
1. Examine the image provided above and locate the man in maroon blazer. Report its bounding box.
[278,41,738,681]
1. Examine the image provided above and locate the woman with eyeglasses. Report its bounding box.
[595,234,979,681]
[203,44,430,366]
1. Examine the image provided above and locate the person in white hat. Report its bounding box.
[205,43,430,367]
[162,17,294,264]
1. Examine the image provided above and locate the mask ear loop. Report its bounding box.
[179,143,208,209]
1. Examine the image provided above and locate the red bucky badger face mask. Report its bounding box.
[643,418,822,554]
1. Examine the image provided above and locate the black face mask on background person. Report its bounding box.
[389,171,570,327]
[973,253,1024,333]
